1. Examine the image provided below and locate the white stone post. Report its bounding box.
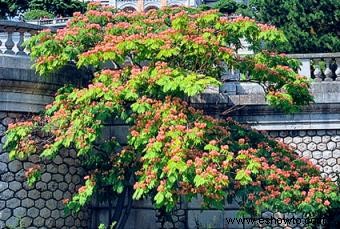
[313,59,323,82]
[323,58,333,81]
[335,58,340,81]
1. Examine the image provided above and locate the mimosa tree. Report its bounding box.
[4,3,339,228]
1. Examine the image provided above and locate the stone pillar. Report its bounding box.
[160,0,168,8]
[137,0,145,12]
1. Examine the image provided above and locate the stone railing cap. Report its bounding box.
[287,52,340,59]
[0,20,58,32]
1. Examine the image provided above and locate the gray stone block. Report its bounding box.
[46,218,56,227]
[56,218,65,228]
[9,180,22,191]
[312,136,322,143]
[322,136,331,143]
[51,209,60,218]
[297,143,307,151]
[6,216,19,227]
[0,181,8,192]
[331,136,340,142]
[46,164,58,173]
[0,189,14,200]
[36,181,47,191]
[302,136,311,143]
[58,182,68,191]
[28,190,40,200]
[20,217,33,228]
[316,143,327,151]
[327,141,336,150]
[322,151,332,159]
[0,208,11,220]
[333,150,340,158]
[53,155,63,165]
[8,160,22,173]
[6,198,20,208]
[333,164,340,173]
[1,172,14,182]
[33,216,45,227]
[41,191,52,200]
[47,181,58,191]
[65,215,74,226]
[0,152,9,163]
[46,199,57,210]
[57,164,68,174]
[307,142,317,151]
[0,200,5,209]
[72,175,81,184]
[53,190,63,200]
[41,173,52,182]
[327,158,337,166]
[13,207,26,218]
[22,198,34,208]
[35,199,45,209]
[40,207,51,219]
[69,166,77,175]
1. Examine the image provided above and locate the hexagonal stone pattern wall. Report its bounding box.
[269,129,340,181]
[0,112,88,228]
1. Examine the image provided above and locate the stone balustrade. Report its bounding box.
[288,53,340,81]
[0,20,46,55]
[26,17,71,27]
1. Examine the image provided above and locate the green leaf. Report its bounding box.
[154,192,165,205]
[194,175,206,186]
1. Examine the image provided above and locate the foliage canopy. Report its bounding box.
[23,9,54,20]
[0,0,86,19]
[248,0,340,53]
[4,3,338,223]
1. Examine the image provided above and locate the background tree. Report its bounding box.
[0,0,86,19]
[4,4,339,227]
[0,0,28,18]
[200,0,252,16]
[28,0,86,17]
[23,9,54,20]
[213,0,239,14]
[248,0,340,53]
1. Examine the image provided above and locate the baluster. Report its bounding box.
[16,30,26,56]
[313,59,323,82]
[335,58,340,81]
[323,58,333,81]
[4,29,15,54]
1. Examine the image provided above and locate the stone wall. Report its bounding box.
[1,53,339,228]
[270,130,340,182]
[0,112,89,228]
